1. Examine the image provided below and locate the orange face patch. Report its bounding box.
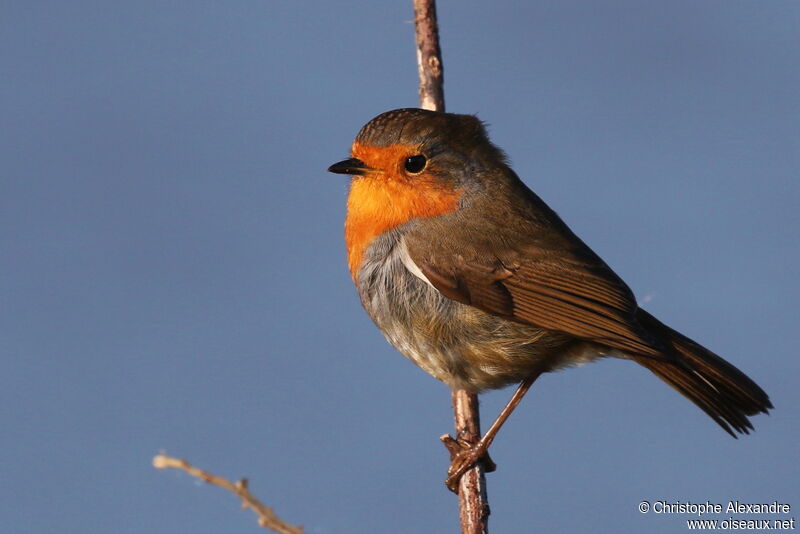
[345,141,461,282]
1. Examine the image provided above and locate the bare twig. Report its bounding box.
[152,454,304,534]
[441,392,491,532]
[412,1,490,533]
[413,0,445,112]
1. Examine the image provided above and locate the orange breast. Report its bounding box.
[345,143,461,282]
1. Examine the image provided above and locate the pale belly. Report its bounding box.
[356,234,609,391]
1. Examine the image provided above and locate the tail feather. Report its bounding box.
[634,309,772,437]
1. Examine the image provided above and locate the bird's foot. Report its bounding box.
[440,434,496,493]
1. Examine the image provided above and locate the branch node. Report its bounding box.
[153,453,304,534]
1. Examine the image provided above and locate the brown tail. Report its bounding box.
[634,309,772,437]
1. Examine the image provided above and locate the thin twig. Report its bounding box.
[152,454,304,534]
[413,0,445,112]
[412,1,490,533]
[443,391,491,532]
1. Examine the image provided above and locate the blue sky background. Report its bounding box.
[2,2,798,532]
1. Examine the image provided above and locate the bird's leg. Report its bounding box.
[442,371,542,493]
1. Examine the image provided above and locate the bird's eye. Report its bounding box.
[404,155,427,174]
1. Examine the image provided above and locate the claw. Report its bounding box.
[439,375,542,493]
[440,434,496,493]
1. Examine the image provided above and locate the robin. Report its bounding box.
[328,108,771,491]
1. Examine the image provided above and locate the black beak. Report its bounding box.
[327,157,372,176]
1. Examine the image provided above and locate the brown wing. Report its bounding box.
[404,224,663,359]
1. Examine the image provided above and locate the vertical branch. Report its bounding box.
[449,390,491,532]
[412,1,490,533]
[413,0,445,112]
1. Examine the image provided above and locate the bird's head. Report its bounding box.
[328,108,507,279]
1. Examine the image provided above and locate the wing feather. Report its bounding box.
[406,238,661,358]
